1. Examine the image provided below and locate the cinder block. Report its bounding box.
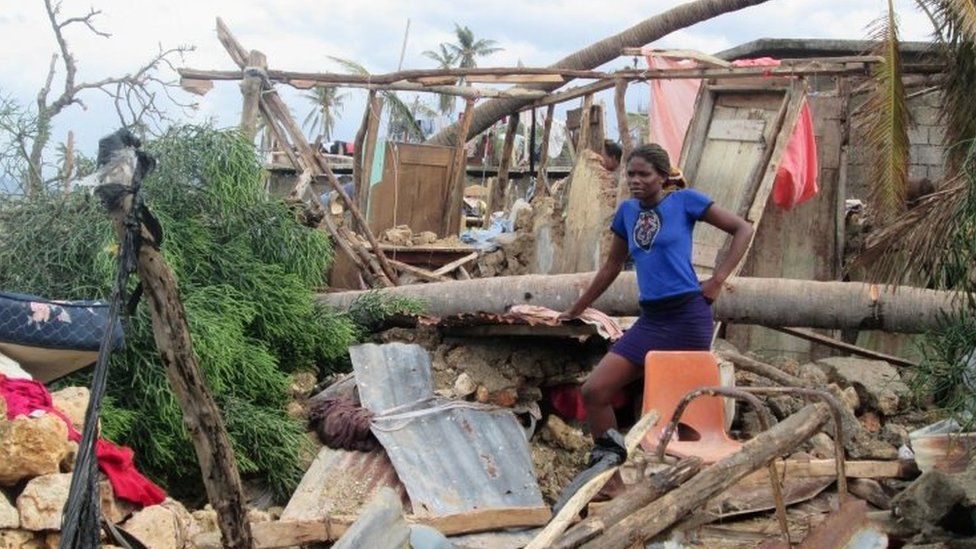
[913,106,941,126]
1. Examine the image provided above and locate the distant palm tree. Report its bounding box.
[445,23,503,69]
[422,44,458,116]
[302,86,346,141]
[626,109,649,146]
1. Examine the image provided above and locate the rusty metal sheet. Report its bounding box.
[706,474,835,519]
[280,446,410,522]
[372,401,545,518]
[797,499,887,548]
[349,343,435,414]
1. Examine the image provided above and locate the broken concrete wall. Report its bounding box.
[550,149,618,274]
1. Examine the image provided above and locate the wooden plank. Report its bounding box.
[389,259,452,283]
[537,104,556,190]
[444,98,476,235]
[677,86,714,181]
[368,143,455,237]
[465,74,566,84]
[494,114,519,212]
[431,251,479,277]
[239,50,266,140]
[706,119,767,142]
[578,94,594,153]
[772,327,919,367]
[741,459,917,484]
[180,77,214,96]
[249,506,553,548]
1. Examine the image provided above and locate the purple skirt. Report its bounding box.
[610,292,714,366]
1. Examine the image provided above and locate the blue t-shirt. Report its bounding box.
[610,189,714,302]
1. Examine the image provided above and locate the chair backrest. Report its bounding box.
[642,351,728,444]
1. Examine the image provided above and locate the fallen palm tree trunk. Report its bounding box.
[317,273,961,333]
[582,403,832,549]
[552,457,702,549]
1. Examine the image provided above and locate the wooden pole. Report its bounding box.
[240,50,267,142]
[444,98,476,235]
[493,114,519,212]
[553,458,702,549]
[101,148,253,547]
[537,104,555,192]
[614,79,632,161]
[583,404,831,549]
[578,94,594,154]
[352,93,370,217]
[359,92,382,223]
[717,350,808,387]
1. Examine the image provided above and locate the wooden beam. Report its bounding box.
[352,91,371,222]
[431,251,479,277]
[358,92,382,225]
[717,350,808,387]
[771,327,919,367]
[443,98,476,236]
[388,259,451,283]
[537,104,556,191]
[614,79,632,161]
[740,459,918,484]
[240,50,267,141]
[577,94,594,154]
[242,506,554,548]
[622,48,732,67]
[493,114,519,212]
[179,77,214,96]
[527,80,616,110]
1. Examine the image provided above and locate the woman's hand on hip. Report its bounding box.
[700,277,723,303]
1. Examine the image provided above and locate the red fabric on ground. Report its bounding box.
[0,374,166,506]
[548,384,629,422]
[772,99,819,209]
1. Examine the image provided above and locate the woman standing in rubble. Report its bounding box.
[560,143,753,498]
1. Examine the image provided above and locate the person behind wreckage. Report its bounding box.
[559,143,753,499]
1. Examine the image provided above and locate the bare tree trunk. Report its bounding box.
[240,50,267,142]
[426,0,772,146]
[317,272,964,333]
[493,114,519,210]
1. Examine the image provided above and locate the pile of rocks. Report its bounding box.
[0,386,200,549]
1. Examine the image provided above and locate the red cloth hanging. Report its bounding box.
[772,99,819,209]
[0,374,166,506]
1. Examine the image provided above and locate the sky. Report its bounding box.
[0,0,938,166]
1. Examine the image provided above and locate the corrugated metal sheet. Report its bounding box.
[351,342,545,518]
[349,343,435,414]
[280,446,410,522]
[372,402,545,517]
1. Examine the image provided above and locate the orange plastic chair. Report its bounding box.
[641,351,741,464]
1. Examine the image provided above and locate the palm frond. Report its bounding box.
[859,0,911,224]
[947,0,976,41]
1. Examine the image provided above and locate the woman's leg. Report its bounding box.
[581,352,642,438]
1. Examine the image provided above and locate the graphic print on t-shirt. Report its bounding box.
[634,209,661,251]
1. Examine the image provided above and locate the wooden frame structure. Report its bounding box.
[180,19,907,288]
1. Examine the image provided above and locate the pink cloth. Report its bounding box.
[643,54,818,209]
[773,99,819,209]
[507,305,624,341]
[644,54,702,163]
[0,374,166,506]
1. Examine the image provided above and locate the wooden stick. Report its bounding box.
[493,114,519,211]
[537,104,555,191]
[771,326,919,367]
[741,459,917,483]
[431,251,479,277]
[443,98,476,236]
[240,50,267,141]
[717,350,808,387]
[582,404,831,549]
[553,458,702,549]
[614,79,632,161]
[624,48,732,67]
[525,410,661,549]
[388,259,451,283]
[577,94,594,154]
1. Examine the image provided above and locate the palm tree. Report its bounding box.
[626,108,650,146]
[426,0,772,146]
[422,44,458,116]
[445,23,503,69]
[301,86,346,141]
